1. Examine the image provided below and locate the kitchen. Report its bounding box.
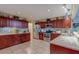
[0,4,78,54]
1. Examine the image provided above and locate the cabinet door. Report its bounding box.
[53,20,55,27]
[61,20,64,28]
[11,20,17,27]
[55,20,58,28]
[7,19,10,27]
[53,20,55,28]
[0,18,7,27]
[16,20,21,28]
[39,22,46,28]
[15,20,18,28]
[5,35,14,47]
[21,21,27,28]
[0,18,2,27]
[10,20,13,27]
[3,19,7,27]
[22,21,25,28]
[39,32,44,40]
[11,35,21,45]
[20,21,24,28]
[58,20,61,28]
[18,21,22,28]
[21,21,25,28]
[20,34,30,43]
[11,20,19,27]
[1,18,5,27]
[24,21,28,28]
[51,21,54,28]
[50,33,60,41]
[0,36,8,49]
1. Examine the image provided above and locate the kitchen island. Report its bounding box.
[50,33,79,54]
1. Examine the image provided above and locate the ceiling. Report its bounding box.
[0,4,72,20]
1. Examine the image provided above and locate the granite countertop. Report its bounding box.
[0,32,30,35]
[50,34,79,51]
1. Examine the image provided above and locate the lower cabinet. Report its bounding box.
[6,36,14,47]
[20,33,30,43]
[50,33,60,41]
[39,32,44,40]
[11,35,21,45]
[50,44,79,54]
[0,36,8,49]
[0,33,30,49]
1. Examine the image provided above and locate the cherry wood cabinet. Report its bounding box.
[10,35,21,45]
[52,19,71,28]
[63,19,71,28]
[0,36,8,49]
[0,18,6,27]
[0,33,30,49]
[50,44,79,54]
[50,32,60,41]
[21,21,28,28]
[0,17,28,28]
[0,35,14,49]
[39,32,44,40]
[38,19,71,28]
[38,22,46,28]
[20,33,30,42]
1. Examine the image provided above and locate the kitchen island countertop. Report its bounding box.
[50,34,79,51]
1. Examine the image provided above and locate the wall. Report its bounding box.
[28,22,33,40]
[71,5,79,19]
[71,5,79,32]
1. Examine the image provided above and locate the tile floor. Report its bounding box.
[0,39,50,54]
[0,35,79,54]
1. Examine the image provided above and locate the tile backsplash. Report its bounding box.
[0,27,11,33]
[0,27,29,34]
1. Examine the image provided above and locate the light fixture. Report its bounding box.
[62,5,68,13]
[62,4,71,18]
[62,4,66,9]
[64,8,68,13]
[62,6,65,9]
[48,9,50,12]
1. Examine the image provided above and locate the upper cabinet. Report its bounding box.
[63,17,71,28]
[0,17,28,28]
[37,17,71,28]
[38,22,46,28]
[0,17,9,27]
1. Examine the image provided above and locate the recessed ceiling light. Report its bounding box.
[62,6,68,13]
[48,9,50,12]
[62,6,65,9]
[64,8,67,11]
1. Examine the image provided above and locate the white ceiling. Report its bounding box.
[0,4,71,20]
